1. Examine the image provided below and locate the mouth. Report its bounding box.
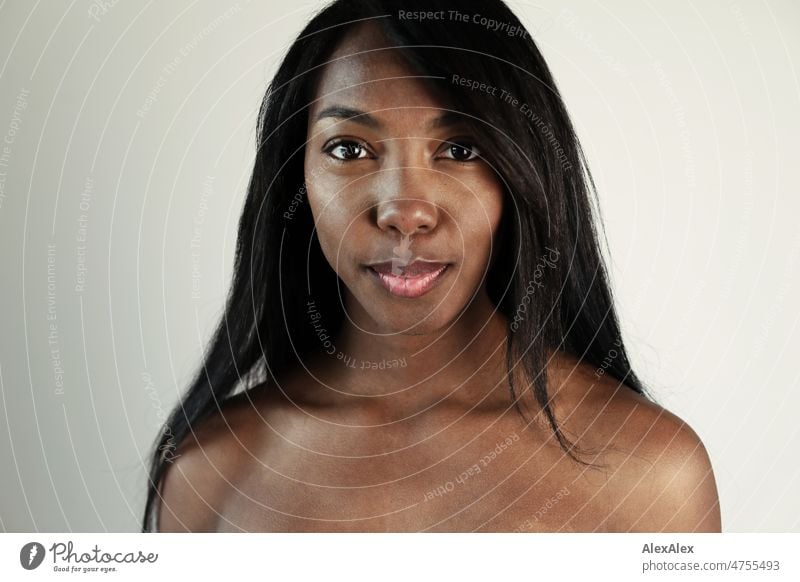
[365,260,451,299]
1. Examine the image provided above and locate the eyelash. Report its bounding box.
[321,137,482,163]
[322,138,373,162]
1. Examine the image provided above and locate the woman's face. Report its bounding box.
[304,24,504,335]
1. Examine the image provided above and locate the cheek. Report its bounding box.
[460,185,504,264]
[305,176,363,271]
[305,152,361,226]
[485,191,504,237]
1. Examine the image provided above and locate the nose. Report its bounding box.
[374,168,440,236]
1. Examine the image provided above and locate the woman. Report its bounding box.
[143,0,721,532]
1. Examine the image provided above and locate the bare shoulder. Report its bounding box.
[156,388,269,532]
[547,351,722,532]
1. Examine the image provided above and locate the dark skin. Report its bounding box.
[158,23,721,532]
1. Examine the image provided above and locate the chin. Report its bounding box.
[341,282,461,336]
[362,299,461,335]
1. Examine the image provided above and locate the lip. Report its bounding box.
[365,260,451,299]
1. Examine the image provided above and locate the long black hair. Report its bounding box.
[142,0,649,532]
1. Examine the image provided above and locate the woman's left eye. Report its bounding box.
[440,139,481,162]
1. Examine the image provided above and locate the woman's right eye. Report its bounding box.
[323,139,372,161]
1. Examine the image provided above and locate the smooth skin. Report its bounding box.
[157,23,721,533]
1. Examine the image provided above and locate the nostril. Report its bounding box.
[376,200,439,236]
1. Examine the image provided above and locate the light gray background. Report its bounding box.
[0,0,798,532]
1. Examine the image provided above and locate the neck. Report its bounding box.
[318,288,511,416]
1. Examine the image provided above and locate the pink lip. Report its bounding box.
[366,261,450,299]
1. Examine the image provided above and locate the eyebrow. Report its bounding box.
[314,105,467,131]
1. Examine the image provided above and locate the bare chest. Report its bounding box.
[213,410,613,532]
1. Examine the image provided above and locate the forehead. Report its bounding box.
[309,22,446,118]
